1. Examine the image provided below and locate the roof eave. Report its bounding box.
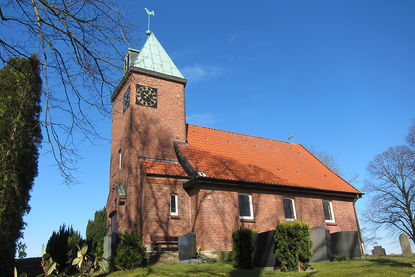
[183,176,363,200]
[145,173,191,179]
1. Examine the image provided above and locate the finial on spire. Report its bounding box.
[145,8,155,35]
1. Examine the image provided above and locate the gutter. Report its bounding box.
[184,176,363,200]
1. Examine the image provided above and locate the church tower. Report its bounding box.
[107,31,187,235]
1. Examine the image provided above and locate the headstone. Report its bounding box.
[330,231,361,259]
[310,226,333,262]
[253,230,276,269]
[178,232,196,260]
[103,233,118,271]
[399,234,413,255]
[371,246,386,256]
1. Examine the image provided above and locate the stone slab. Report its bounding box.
[372,246,386,256]
[254,230,276,268]
[330,231,361,259]
[399,234,413,255]
[310,226,333,262]
[178,232,196,260]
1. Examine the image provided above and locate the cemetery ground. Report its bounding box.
[105,255,415,277]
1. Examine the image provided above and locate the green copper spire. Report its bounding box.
[131,32,184,79]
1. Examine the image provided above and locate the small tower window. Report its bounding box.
[118,149,122,170]
[123,87,130,113]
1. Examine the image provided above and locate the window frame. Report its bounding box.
[283,197,297,221]
[170,194,178,216]
[322,200,335,223]
[238,193,254,220]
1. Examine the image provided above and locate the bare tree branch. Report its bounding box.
[365,145,415,244]
[0,0,136,184]
[306,145,343,177]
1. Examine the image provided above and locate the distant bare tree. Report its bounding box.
[306,145,343,177]
[0,0,134,183]
[408,120,415,148]
[366,145,415,244]
[360,227,379,253]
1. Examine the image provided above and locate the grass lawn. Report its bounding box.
[105,256,415,276]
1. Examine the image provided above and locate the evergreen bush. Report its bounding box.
[114,232,146,270]
[46,224,82,272]
[232,228,257,269]
[274,220,312,271]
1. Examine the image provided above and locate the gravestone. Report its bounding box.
[399,234,413,255]
[178,232,196,260]
[253,230,276,269]
[103,233,118,271]
[330,231,361,259]
[371,246,386,256]
[310,226,333,262]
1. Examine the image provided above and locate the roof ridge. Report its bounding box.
[187,123,297,146]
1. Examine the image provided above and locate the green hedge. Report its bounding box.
[274,220,312,271]
[114,232,146,270]
[232,228,257,269]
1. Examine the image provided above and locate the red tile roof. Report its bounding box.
[177,124,361,194]
[141,160,187,176]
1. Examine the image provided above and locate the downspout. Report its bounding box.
[189,191,192,232]
[353,194,364,254]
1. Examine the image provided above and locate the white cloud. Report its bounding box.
[186,113,215,126]
[182,64,224,82]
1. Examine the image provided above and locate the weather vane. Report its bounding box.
[288,135,294,143]
[145,8,155,35]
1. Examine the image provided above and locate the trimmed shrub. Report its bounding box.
[274,220,312,271]
[232,228,257,269]
[114,232,146,270]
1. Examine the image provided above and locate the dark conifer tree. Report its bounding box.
[86,208,107,250]
[0,55,42,275]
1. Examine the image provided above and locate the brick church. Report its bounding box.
[106,31,363,252]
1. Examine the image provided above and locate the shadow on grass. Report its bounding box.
[304,271,319,277]
[367,257,414,268]
[229,267,262,277]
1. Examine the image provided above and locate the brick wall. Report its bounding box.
[190,185,359,251]
[107,70,186,234]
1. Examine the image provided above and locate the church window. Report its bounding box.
[323,200,335,223]
[283,198,296,221]
[123,87,130,113]
[238,193,253,220]
[170,194,178,216]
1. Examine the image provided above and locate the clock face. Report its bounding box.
[136,84,157,108]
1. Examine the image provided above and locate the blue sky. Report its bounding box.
[22,0,415,257]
